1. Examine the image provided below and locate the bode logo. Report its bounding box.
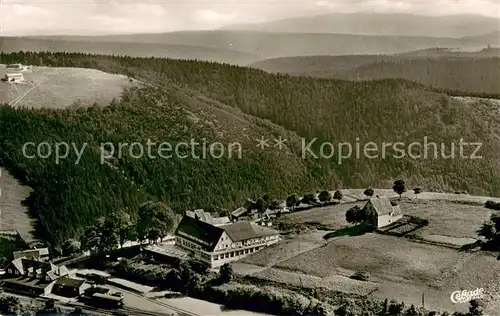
[450,288,484,304]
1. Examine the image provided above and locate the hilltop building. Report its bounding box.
[4,73,25,83]
[6,63,30,72]
[363,196,403,228]
[174,215,280,268]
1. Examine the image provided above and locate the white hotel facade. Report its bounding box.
[174,215,280,268]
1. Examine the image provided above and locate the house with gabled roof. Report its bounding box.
[6,258,70,282]
[185,209,230,226]
[363,196,403,228]
[174,215,280,268]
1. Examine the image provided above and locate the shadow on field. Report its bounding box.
[323,224,373,240]
[459,240,483,251]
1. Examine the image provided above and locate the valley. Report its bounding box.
[0,8,499,316]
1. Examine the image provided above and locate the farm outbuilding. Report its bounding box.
[4,73,25,83]
[363,197,403,228]
[51,277,87,297]
[6,63,31,72]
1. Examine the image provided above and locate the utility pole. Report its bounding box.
[422,292,425,308]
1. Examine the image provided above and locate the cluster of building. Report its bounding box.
[2,247,123,307]
[169,196,403,268]
[3,63,30,83]
[156,204,287,268]
[0,195,403,304]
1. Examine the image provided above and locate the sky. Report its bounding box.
[1,0,499,36]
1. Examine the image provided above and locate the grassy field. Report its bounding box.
[276,202,366,230]
[0,167,36,244]
[240,196,499,312]
[240,231,327,268]
[252,267,378,296]
[278,196,491,245]
[256,233,499,312]
[401,200,492,246]
[0,64,136,108]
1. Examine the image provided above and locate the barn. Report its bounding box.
[363,196,403,228]
[4,73,25,83]
[51,277,87,297]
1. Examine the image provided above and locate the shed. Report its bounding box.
[4,73,24,83]
[51,277,86,297]
[363,197,403,228]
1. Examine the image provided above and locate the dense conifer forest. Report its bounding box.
[1,51,500,244]
[253,55,500,94]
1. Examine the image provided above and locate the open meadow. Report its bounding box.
[238,196,500,313]
[0,64,136,108]
[241,232,499,313]
[401,199,493,246]
[276,201,366,230]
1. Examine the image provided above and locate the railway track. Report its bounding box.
[108,286,200,316]
[62,301,183,316]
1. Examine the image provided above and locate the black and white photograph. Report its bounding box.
[0,0,499,315]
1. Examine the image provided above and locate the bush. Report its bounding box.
[219,263,234,284]
[210,283,334,316]
[350,270,370,281]
[485,200,500,210]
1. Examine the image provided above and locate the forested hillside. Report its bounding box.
[2,51,500,244]
[252,55,500,94]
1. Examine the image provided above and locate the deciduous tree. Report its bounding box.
[286,193,300,211]
[318,190,332,203]
[333,190,343,202]
[363,188,374,198]
[137,201,176,244]
[393,180,407,200]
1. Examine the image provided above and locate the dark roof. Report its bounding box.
[231,207,249,217]
[175,215,224,251]
[365,197,400,216]
[54,277,86,288]
[220,222,279,242]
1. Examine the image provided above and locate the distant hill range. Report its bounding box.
[396,46,500,57]
[3,30,498,66]
[0,37,263,66]
[251,48,500,94]
[221,13,500,38]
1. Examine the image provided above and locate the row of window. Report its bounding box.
[213,246,261,261]
[178,231,210,246]
[177,237,202,251]
[218,236,274,250]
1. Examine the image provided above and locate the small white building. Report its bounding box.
[363,196,403,228]
[4,73,25,83]
[6,63,30,72]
